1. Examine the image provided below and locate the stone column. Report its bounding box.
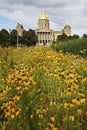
[39,32,40,44]
[46,32,48,44]
[39,32,40,45]
[42,32,43,45]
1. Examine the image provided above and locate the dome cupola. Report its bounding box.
[39,9,48,20]
[63,22,71,36]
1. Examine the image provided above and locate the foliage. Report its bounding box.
[0,29,9,47]
[0,46,87,130]
[57,33,80,42]
[72,34,80,39]
[0,28,38,47]
[82,34,87,39]
[22,29,38,46]
[9,29,18,46]
[52,38,87,57]
[57,33,68,41]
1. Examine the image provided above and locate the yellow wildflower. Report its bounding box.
[11,114,15,119]
[47,123,55,128]
[30,114,34,119]
[11,108,15,113]
[50,116,55,123]
[38,114,43,119]
[75,100,80,105]
[5,111,10,117]
[72,99,80,105]
[69,115,74,121]
[50,101,56,106]
[64,102,68,108]
[77,109,82,114]
[45,128,49,130]
[66,92,71,96]
[80,98,86,103]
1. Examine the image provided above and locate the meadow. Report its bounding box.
[0,46,87,130]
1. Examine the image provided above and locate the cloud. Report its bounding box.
[0,0,87,35]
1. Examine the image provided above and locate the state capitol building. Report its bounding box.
[35,9,71,45]
[16,9,72,46]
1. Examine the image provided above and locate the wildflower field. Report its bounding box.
[0,46,87,130]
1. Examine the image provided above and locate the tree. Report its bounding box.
[57,33,68,41]
[0,29,9,46]
[72,34,79,39]
[0,31,3,46]
[23,29,38,46]
[82,34,87,39]
[10,29,17,46]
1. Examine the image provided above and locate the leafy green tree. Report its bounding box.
[0,28,37,47]
[57,33,80,42]
[23,29,38,46]
[72,34,79,39]
[10,29,25,46]
[28,29,38,46]
[57,33,68,41]
[10,29,17,46]
[0,29,9,46]
[82,34,87,39]
[0,31,3,46]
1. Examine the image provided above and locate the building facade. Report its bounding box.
[16,22,24,37]
[35,9,71,45]
[35,9,54,46]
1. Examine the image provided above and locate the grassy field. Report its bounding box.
[0,46,87,130]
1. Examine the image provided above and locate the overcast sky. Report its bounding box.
[0,0,87,36]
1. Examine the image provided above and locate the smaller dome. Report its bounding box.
[39,9,48,20]
[64,24,71,30]
[16,22,23,29]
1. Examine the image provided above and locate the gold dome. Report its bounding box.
[39,9,48,20]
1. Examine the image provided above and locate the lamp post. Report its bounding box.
[9,29,11,46]
[17,31,19,47]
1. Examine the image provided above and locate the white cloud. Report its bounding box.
[0,0,87,35]
[50,21,60,31]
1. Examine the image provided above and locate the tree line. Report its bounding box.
[0,28,87,47]
[56,33,87,42]
[0,29,38,47]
